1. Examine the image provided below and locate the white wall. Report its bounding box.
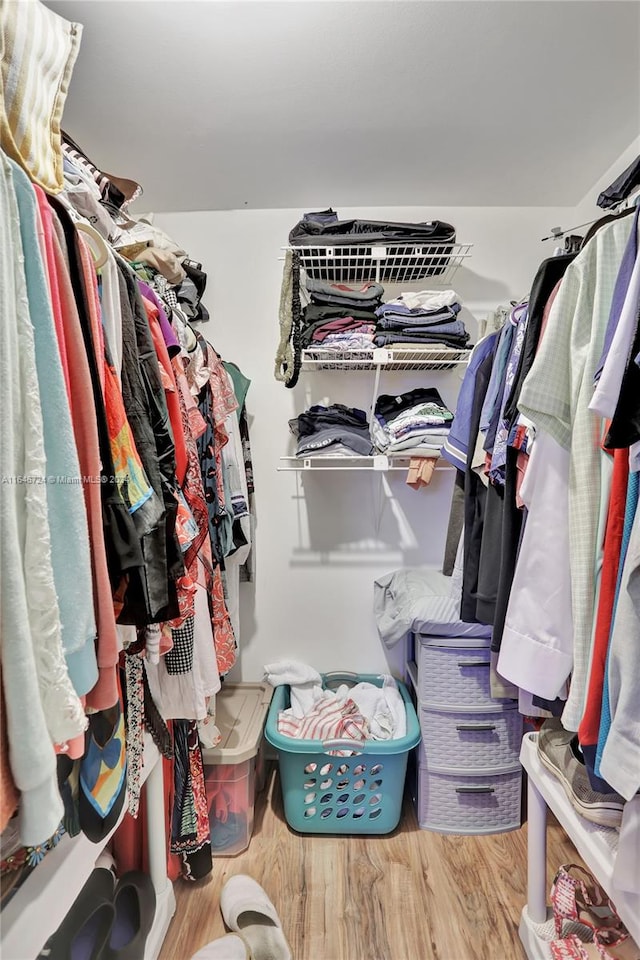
[150,202,597,681]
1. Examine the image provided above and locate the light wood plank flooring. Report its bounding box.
[160,766,580,960]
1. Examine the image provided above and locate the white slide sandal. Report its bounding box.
[220,875,293,960]
[191,933,252,959]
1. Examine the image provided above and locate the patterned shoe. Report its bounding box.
[537,721,625,828]
[594,928,640,960]
[550,935,594,960]
[550,864,624,938]
[551,931,640,960]
[79,701,127,843]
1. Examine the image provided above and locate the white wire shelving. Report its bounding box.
[278,454,453,473]
[283,241,473,286]
[301,345,470,372]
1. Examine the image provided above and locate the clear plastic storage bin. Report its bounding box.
[201,683,272,856]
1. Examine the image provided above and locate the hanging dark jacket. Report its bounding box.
[115,259,182,624]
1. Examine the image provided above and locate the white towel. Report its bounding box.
[264,659,326,718]
[391,289,459,311]
[334,676,406,740]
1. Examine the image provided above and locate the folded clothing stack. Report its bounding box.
[289,403,375,458]
[373,289,470,350]
[372,387,454,456]
[301,279,383,350]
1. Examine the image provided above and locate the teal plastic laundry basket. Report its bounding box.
[265,673,421,835]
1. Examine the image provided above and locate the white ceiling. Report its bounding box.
[48,0,640,212]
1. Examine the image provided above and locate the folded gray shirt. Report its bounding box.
[297,425,374,458]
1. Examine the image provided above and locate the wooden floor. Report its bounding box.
[159,765,580,960]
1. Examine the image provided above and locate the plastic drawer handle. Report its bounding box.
[455,723,496,732]
[456,659,490,668]
[321,738,365,755]
[455,785,495,794]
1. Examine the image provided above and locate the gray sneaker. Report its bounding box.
[536,719,625,828]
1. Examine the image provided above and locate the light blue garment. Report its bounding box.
[595,470,639,777]
[488,305,529,484]
[10,160,98,697]
[441,332,499,472]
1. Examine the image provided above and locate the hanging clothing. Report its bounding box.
[0,151,73,846]
[517,216,633,730]
[10,158,98,697]
[48,214,119,713]
[578,446,629,788]
[598,475,640,799]
[497,430,574,700]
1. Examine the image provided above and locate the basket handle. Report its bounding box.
[323,672,361,690]
[321,738,365,755]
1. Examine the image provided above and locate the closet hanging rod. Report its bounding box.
[541,189,640,242]
[540,219,602,243]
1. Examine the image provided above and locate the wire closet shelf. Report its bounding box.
[278,455,455,472]
[301,345,470,371]
[282,241,473,285]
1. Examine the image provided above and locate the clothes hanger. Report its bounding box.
[75,221,109,269]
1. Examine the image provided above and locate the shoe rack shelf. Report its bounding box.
[518,732,640,959]
[1,734,176,960]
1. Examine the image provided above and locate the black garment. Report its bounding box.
[181,259,209,324]
[197,362,226,565]
[532,694,566,716]
[48,199,144,595]
[289,216,456,247]
[309,292,382,311]
[291,403,369,438]
[475,479,504,625]
[597,154,640,209]
[116,259,182,624]
[502,255,575,426]
[117,270,167,532]
[461,348,496,623]
[443,474,465,576]
[302,208,338,224]
[303,304,379,325]
[375,387,449,423]
[491,446,525,652]
[605,302,640,449]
